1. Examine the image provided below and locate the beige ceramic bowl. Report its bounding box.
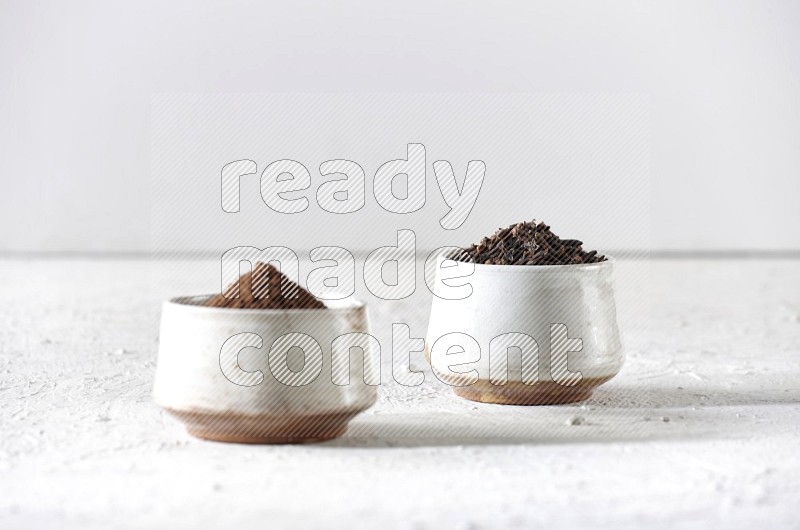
[426,258,623,405]
[153,295,378,443]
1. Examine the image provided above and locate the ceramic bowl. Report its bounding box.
[153,295,378,443]
[425,258,623,405]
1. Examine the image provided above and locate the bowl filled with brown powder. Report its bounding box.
[153,263,378,443]
[425,218,623,405]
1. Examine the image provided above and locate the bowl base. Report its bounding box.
[164,407,357,444]
[453,377,612,405]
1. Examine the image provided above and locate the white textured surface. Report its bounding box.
[1,257,799,529]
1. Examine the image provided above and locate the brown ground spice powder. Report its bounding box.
[458,219,607,266]
[206,262,326,309]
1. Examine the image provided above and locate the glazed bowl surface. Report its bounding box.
[426,258,623,405]
[154,295,378,443]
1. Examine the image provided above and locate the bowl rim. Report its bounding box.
[442,254,615,272]
[164,294,365,314]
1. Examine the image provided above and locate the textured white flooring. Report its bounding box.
[1,257,799,529]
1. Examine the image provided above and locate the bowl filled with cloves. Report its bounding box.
[426,218,623,405]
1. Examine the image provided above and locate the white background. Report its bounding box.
[151,93,651,255]
[1,0,799,253]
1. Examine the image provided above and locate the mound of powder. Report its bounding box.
[458,219,606,266]
[206,262,326,309]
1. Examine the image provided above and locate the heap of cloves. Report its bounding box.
[457,219,606,266]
